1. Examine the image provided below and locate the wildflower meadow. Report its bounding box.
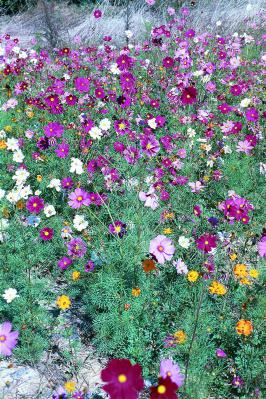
[0,1,265,398]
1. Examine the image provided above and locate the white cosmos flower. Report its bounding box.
[70,158,84,174]
[73,214,88,232]
[89,126,102,140]
[240,98,251,108]
[13,150,25,163]
[6,138,19,151]
[147,118,157,129]
[178,236,190,249]
[44,204,56,217]
[110,63,120,75]
[48,178,61,192]
[99,118,111,131]
[2,288,19,303]
[12,169,30,185]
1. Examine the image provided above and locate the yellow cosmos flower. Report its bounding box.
[64,381,76,393]
[132,287,141,297]
[173,330,187,344]
[249,269,259,279]
[187,270,199,282]
[234,263,248,279]
[72,271,81,281]
[209,281,227,295]
[56,295,71,310]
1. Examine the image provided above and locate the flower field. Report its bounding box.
[0,3,265,399]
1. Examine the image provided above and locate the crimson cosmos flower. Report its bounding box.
[101,358,144,399]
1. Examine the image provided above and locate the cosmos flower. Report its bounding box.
[139,187,159,210]
[196,234,217,253]
[2,288,19,303]
[67,237,87,258]
[58,257,73,270]
[68,188,90,209]
[44,122,64,138]
[257,237,266,257]
[159,359,184,387]
[74,77,90,92]
[39,227,54,241]
[109,220,127,238]
[26,196,44,214]
[150,377,178,399]
[0,322,19,356]
[101,358,144,399]
[149,235,175,264]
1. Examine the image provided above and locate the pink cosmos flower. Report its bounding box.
[236,140,253,155]
[68,188,90,209]
[0,322,19,356]
[139,187,159,210]
[188,181,204,193]
[173,259,188,274]
[216,348,227,358]
[149,235,175,264]
[160,359,184,387]
[258,237,266,257]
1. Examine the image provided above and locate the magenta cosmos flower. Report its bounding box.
[140,135,160,157]
[196,233,217,253]
[44,122,64,138]
[101,358,144,399]
[0,322,19,356]
[39,227,54,241]
[67,237,87,258]
[93,9,102,18]
[74,77,90,93]
[26,196,44,214]
[181,86,197,105]
[245,108,259,122]
[109,220,127,238]
[258,237,266,257]
[149,235,175,264]
[58,256,73,270]
[68,188,90,209]
[160,359,184,387]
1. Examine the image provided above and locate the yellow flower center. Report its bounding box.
[0,335,6,342]
[119,123,125,129]
[204,241,209,245]
[33,203,37,207]
[118,374,127,383]
[158,245,164,252]
[44,231,49,236]
[157,385,166,394]
[77,196,83,201]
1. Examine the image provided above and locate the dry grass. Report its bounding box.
[0,0,265,47]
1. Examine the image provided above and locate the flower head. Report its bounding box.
[26,196,44,214]
[0,321,19,356]
[150,376,178,399]
[149,235,175,264]
[160,359,184,387]
[101,358,144,399]
[56,295,71,310]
